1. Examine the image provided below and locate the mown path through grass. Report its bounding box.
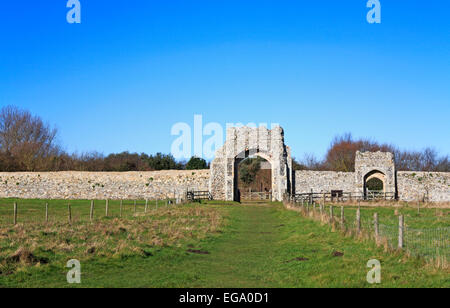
[1,202,448,287]
[182,203,285,287]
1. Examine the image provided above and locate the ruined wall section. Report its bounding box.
[0,170,210,200]
[295,171,355,194]
[397,171,450,202]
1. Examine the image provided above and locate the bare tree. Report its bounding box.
[297,133,450,172]
[0,105,59,171]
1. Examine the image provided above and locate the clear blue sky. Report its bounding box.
[0,1,449,160]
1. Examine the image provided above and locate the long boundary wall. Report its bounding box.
[0,167,448,202]
[0,170,210,200]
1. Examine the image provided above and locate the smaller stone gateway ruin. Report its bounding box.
[295,151,396,201]
[0,125,448,202]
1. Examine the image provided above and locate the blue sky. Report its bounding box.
[0,1,449,160]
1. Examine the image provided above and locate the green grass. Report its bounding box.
[320,203,450,229]
[294,203,450,260]
[0,200,448,287]
[0,198,176,225]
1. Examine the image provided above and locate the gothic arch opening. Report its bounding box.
[363,170,385,199]
[234,151,272,202]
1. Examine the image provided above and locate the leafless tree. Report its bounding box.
[0,105,59,171]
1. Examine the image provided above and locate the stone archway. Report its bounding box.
[354,151,396,196]
[363,170,386,198]
[234,150,273,202]
[209,126,292,201]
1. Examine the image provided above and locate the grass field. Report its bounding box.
[293,202,450,261]
[0,198,170,225]
[322,203,450,229]
[0,199,449,287]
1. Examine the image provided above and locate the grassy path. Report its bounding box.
[184,203,285,287]
[1,202,448,287]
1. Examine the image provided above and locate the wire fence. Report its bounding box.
[0,197,184,226]
[285,198,449,267]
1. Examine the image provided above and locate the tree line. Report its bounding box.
[0,106,208,172]
[1,106,448,172]
[293,133,450,172]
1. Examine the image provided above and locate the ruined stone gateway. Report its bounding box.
[209,126,293,201]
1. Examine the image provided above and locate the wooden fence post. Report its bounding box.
[374,213,379,241]
[329,205,333,223]
[398,215,404,249]
[90,200,94,221]
[145,199,148,213]
[68,203,72,225]
[356,207,361,234]
[119,200,123,218]
[45,202,49,223]
[13,202,17,225]
[340,206,344,228]
[105,199,109,217]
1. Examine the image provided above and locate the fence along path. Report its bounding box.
[286,198,449,266]
[0,198,180,226]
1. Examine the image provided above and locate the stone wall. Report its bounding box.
[0,154,448,202]
[294,169,450,202]
[397,171,450,202]
[0,169,448,202]
[295,171,355,193]
[0,170,210,200]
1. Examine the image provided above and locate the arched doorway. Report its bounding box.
[234,151,272,202]
[363,170,385,200]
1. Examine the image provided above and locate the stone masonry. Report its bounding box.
[209,126,292,201]
[397,171,449,202]
[294,151,449,202]
[0,170,209,200]
[295,171,354,194]
[354,151,396,195]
